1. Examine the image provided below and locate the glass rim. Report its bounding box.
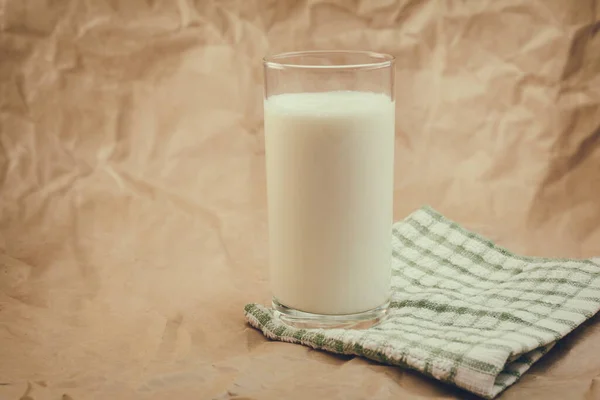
[263,50,395,71]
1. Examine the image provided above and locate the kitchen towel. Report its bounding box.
[244,206,600,398]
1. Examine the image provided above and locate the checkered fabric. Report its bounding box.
[244,206,600,398]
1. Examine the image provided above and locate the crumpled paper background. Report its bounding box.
[0,0,599,399]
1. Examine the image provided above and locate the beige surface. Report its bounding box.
[0,0,599,399]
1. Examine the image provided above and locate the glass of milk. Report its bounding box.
[263,51,395,329]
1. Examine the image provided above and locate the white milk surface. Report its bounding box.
[265,91,395,315]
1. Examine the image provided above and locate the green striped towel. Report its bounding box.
[244,206,600,399]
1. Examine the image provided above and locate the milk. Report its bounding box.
[265,91,394,315]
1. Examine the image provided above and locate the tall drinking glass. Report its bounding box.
[263,51,395,329]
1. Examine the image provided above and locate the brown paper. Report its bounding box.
[0,0,599,398]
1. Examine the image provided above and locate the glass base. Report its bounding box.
[272,298,389,329]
